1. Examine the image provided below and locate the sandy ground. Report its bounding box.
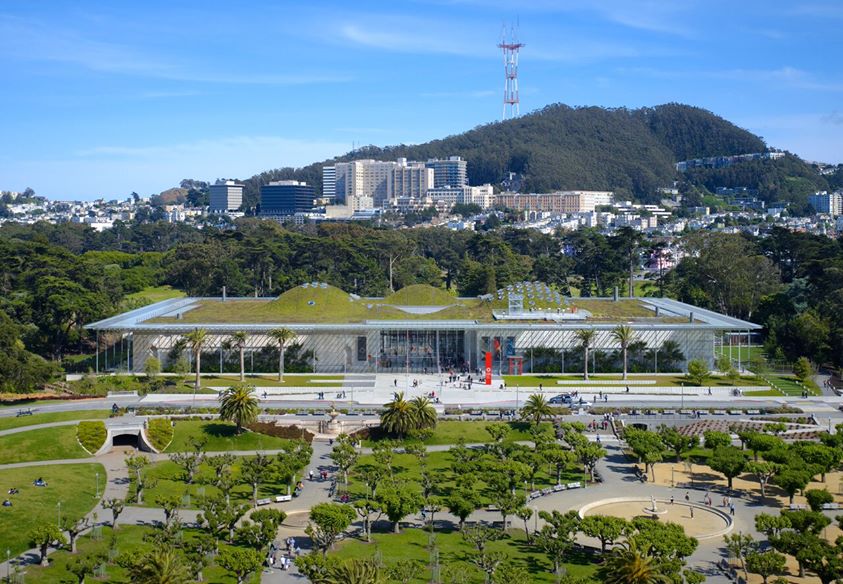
[643,460,843,583]
[582,500,727,539]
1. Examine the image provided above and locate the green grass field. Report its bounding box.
[191,374,343,389]
[135,457,300,509]
[165,420,292,452]
[716,345,766,363]
[332,527,597,583]
[0,464,103,556]
[763,374,820,396]
[0,410,110,432]
[503,374,767,388]
[24,524,259,583]
[124,285,186,303]
[0,425,90,464]
[363,420,549,447]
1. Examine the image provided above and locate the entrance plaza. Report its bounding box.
[86,282,759,378]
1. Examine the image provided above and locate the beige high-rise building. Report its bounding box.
[391,158,434,202]
[334,160,395,208]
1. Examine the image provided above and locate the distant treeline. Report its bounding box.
[0,220,841,392]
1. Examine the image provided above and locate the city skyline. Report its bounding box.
[2,0,842,199]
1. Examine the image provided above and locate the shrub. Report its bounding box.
[793,357,812,382]
[146,418,174,451]
[77,421,107,454]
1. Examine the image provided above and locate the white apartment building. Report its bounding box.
[208,180,244,213]
[424,184,495,209]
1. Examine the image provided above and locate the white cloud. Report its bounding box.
[0,15,350,85]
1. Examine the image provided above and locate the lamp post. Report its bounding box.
[6,548,10,584]
[95,471,100,498]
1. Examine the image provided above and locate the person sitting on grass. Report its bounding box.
[33,478,47,487]
[2,499,11,507]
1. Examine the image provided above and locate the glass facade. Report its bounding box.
[378,330,465,373]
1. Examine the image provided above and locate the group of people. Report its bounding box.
[266,538,299,571]
[308,468,330,482]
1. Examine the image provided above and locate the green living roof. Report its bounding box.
[145,283,684,325]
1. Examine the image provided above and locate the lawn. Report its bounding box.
[763,374,819,396]
[192,374,344,389]
[502,374,767,388]
[165,420,293,452]
[124,285,186,304]
[0,425,90,464]
[0,410,110,432]
[0,463,103,556]
[150,284,680,325]
[332,527,597,583]
[716,345,766,363]
[24,524,259,583]
[135,457,302,509]
[363,420,550,447]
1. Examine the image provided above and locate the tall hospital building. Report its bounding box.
[322,157,467,211]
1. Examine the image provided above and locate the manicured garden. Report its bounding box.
[0,425,90,464]
[0,463,103,556]
[363,420,550,446]
[133,455,302,509]
[24,524,260,584]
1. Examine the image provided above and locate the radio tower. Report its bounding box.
[498,24,524,120]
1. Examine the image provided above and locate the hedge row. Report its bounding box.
[146,418,174,451]
[77,421,107,454]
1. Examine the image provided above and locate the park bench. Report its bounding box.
[256,498,272,506]
[789,503,808,510]
[822,502,840,510]
[566,482,582,489]
[727,410,741,415]
[16,409,33,417]
[274,495,292,503]
[746,409,761,415]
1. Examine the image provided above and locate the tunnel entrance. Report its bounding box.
[112,433,140,449]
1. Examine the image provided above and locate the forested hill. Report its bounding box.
[240,103,766,207]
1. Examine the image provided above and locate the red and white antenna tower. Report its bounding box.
[498,24,524,120]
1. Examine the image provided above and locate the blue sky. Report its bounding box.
[2,1,842,200]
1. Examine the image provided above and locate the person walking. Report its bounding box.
[684,492,690,503]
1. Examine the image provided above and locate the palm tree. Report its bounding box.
[612,325,634,380]
[597,540,671,584]
[574,329,596,380]
[409,396,437,430]
[129,547,192,584]
[380,392,415,439]
[268,328,296,381]
[219,383,259,434]
[182,329,208,394]
[520,393,553,426]
[228,331,249,382]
